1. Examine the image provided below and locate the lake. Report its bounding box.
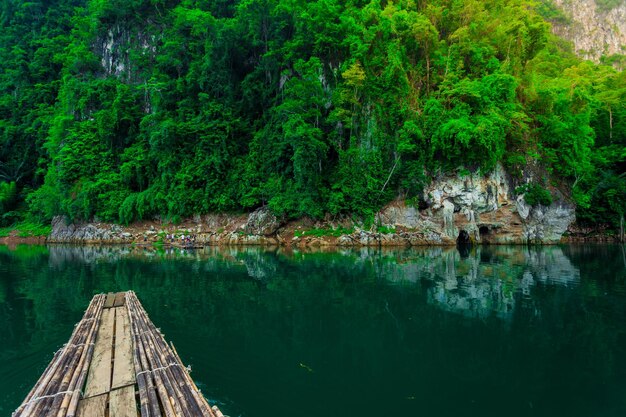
[1,244,625,417]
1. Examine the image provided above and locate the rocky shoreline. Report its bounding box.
[4,164,619,248]
[43,164,585,247]
[37,216,617,248]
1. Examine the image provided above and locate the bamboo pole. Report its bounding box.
[129,295,184,415]
[18,291,226,417]
[170,343,215,417]
[132,330,161,417]
[14,294,105,417]
[62,295,105,417]
[46,344,84,415]
[125,291,219,417]
[128,296,162,417]
[21,311,92,416]
[212,406,226,417]
[138,327,177,417]
[133,330,152,417]
[17,348,63,407]
[48,295,104,417]
[134,297,192,417]
[152,300,211,417]
[129,293,181,417]
[147,325,204,417]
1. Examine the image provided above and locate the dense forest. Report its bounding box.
[0,0,624,230]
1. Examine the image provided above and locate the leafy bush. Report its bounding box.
[294,226,355,238]
[594,0,625,12]
[376,225,396,234]
[0,221,52,238]
[536,1,571,24]
[0,182,19,226]
[516,183,553,207]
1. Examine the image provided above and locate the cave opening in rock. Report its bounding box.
[479,226,490,244]
[457,229,471,245]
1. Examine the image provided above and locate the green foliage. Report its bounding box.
[536,1,570,24]
[594,0,626,12]
[0,221,52,238]
[577,171,626,228]
[0,182,17,208]
[294,226,355,238]
[516,183,553,207]
[0,0,623,231]
[376,225,396,234]
[0,181,29,226]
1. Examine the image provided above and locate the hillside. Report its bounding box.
[0,0,625,240]
[542,0,626,64]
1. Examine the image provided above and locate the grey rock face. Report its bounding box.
[374,163,576,244]
[518,200,577,243]
[244,207,282,236]
[377,205,422,228]
[47,164,576,246]
[50,216,116,242]
[551,0,626,64]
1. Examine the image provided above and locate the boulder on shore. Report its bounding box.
[244,206,283,236]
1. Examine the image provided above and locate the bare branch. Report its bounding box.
[381,156,400,193]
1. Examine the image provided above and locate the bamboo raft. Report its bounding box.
[13,291,225,417]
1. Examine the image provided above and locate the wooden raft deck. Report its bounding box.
[13,291,224,417]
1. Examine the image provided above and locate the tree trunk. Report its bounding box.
[426,55,430,94]
[609,106,613,140]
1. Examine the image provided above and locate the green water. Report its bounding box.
[1,244,625,417]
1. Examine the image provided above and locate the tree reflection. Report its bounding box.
[1,244,625,417]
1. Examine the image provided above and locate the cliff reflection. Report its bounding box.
[41,243,584,321]
[1,244,625,417]
[383,246,580,320]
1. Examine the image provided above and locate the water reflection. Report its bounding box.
[1,244,625,417]
[415,246,579,320]
[6,244,598,327]
[43,244,583,323]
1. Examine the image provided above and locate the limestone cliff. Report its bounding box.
[49,164,576,246]
[548,0,626,62]
[372,164,575,245]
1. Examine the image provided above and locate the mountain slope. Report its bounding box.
[543,0,626,64]
[0,0,624,236]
